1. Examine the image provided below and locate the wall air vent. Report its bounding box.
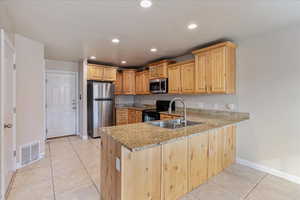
[20,141,40,167]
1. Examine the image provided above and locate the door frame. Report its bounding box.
[45,70,79,140]
[0,29,16,200]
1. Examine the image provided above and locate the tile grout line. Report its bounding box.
[48,142,57,200]
[68,137,100,194]
[243,173,268,199]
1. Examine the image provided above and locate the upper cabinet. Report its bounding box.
[115,71,123,95]
[149,60,175,80]
[135,70,150,95]
[193,41,236,94]
[87,64,117,81]
[122,70,136,95]
[168,60,195,94]
[168,64,181,94]
[181,61,195,93]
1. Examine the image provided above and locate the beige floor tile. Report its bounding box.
[17,158,51,173]
[53,168,92,194]
[180,182,240,200]
[12,166,52,188]
[209,170,257,198]
[55,184,99,200]
[225,163,266,184]
[246,175,300,200]
[8,179,54,200]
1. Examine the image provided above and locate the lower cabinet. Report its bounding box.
[101,125,236,200]
[160,113,180,120]
[116,108,143,125]
[116,108,128,125]
[162,139,188,200]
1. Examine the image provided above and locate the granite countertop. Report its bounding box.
[103,108,249,152]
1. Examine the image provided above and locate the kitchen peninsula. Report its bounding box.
[100,109,249,200]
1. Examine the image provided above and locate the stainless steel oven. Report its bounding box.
[149,78,168,94]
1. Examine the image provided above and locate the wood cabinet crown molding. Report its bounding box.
[148,59,176,66]
[168,59,194,68]
[192,41,237,55]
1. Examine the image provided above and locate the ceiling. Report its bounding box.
[2,0,300,66]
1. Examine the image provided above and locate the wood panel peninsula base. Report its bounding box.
[100,125,237,200]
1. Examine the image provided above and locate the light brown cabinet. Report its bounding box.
[116,108,143,125]
[87,64,117,81]
[87,65,104,80]
[114,71,123,95]
[160,113,180,120]
[136,70,150,95]
[168,65,181,94]
[149,60,175,80]
[101,125,237,200]
[193,41,236,94]
[168,60,195,94]
[181,61,195,93]
[116,108,128,125]
[122,70,136,95]
[103,67,117,81]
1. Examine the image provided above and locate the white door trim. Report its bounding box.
[0,29,16,200]
[45,70,79,140]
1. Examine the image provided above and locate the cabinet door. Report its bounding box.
[103,67,117,81]
[88,65,103,80]
[135,111,142,123]
[149,66,157,79]
[210,47,226,93]
[143,70,150,94]
[168,66,181,94]
[123,70,136,95]
[128,109,136,124]
[135,72,142,94]
[181,62,195,93]
[162,139,188,200]
[116,108,128,125]
[157,64,168,78]
[115,71,123,95]
[195,52,209,93]
[189,132,208,191]
[208,128,225,178]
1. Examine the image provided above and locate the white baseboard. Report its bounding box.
[81,135,88,140]
[237,157,300,185]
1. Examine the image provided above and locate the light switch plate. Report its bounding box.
[116,157,121,172]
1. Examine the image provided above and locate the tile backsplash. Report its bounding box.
[133,94,238,111]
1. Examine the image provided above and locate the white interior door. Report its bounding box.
[0,30,16,198]
[46,71,77,138]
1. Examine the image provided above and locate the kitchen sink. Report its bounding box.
[147,119,204,129]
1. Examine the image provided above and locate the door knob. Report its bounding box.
[72,107,77,110]
[4,123,13,129]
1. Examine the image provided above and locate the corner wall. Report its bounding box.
[237,25,300,178]
[15,34,45,164]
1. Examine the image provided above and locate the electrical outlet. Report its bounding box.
[226,104,235,111]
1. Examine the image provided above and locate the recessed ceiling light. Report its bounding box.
[90,56,96,60]
[121,61,127,64]
[140,0,152,8]
[112,38,120,44]
[188,23,198,30]
[150,48,157,52]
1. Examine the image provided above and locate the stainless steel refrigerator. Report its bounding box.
[87,81,114,138]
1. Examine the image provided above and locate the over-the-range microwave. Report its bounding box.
[149,78,168,94]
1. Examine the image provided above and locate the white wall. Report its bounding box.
[0,2,14,41]
[45,59,79,72]
[15,34,45,163]
[237,25,300,178]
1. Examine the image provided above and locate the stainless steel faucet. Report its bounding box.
[169,97,187,126]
